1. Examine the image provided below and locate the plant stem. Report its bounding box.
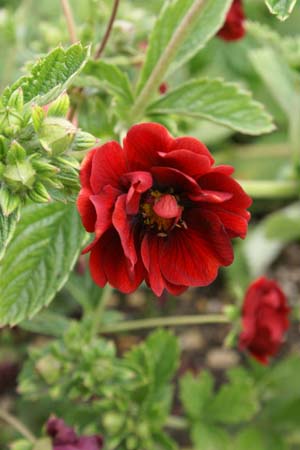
[100,314,228,334]
[130,0,207,121]
[239,179,300,199]
[94,0,120,60]
[0,408,36,443]
[60,0,77,43]
[166,415,188,430]
[91,284,114,337]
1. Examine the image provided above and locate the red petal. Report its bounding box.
[158,150,212,178]
[170,136,214,164]
[124,122,173,171]
[90,142,127,193]
[121,171,153,215]
[141,234,166,297]
[151,166,202,197]
[190,190,233,203]
[90,229,144,293]
[80,148,97,190]
[77,187,96,232]
[153,194,182,219]
[202,205,249,238]
[112,194,138,267]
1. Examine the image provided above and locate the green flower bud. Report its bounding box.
[0,135,7,159]
[55,155,80,169]
[102,412,124,434]
[0,106,23,137]
[7,141,26,164]
[39,117,76,155]
[31,104,45,132]
[72,130,97,151]
[35,354,61,384]
[0,186,21,216]
[28,181,51,203]
[30,157,59,178]
[3,160,36,191]
[8,88,24,113]
[47,92,70,117]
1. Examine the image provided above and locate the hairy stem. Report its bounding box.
[100,314,228,334]
[239,179,300,199]
[0,408,36,443]
[91,284,114,337]
[130,0,207,120]
[94,0,120,60]
[60,0,77,43]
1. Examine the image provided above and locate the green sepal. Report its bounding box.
[8,88,24,113]
[47,92,70,117]
[7,140,27,164]
[0,186,21,216]
[31,104,46,132]
[0,106,23,137]
[72,130,97,151]
[28,181,51,203]
[3,160,36,191]
[38,117,76,155]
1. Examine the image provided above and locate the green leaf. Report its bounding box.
[235,428,287,450]
[180,371,214,420]
[264,202,300,241]
[19,310,71,337]
[2,43,90,106]
[0,202,86,325]
[148,79,275,135]
[136,0,232,93]
[206,368,259,424]
[249,47,300,119]
[265,0,298,21]
[0,205,20,261]
[191,424,231,450]
[81,60,134,105]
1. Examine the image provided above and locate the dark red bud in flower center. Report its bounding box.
[140,190,184,235]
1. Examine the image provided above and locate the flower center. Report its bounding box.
[140,190,185,236]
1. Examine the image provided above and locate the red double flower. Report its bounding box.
[217,0,245,41]
[239,277,290,364]
[77,123,251,296]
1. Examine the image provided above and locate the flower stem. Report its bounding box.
[91,284,113,337]
[239,179,300,199]
[130,0,208,121]
[94,0,120,60]
[100,314,228,334]
[0,408,36,443]
[60,0,77,43]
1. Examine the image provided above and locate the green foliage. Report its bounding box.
[137,0,232,93]
[0,202,86,325]
[2,43,90,106]
[265,0,298,21]
[19,327,179,450]
[0,204,20,260]
[148,78,275,135]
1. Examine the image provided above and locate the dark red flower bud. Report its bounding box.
[77,122,251,296]
[46,416,103,450]
[159,82,168,95]
[217,0,245,42]
[239,277,290,364]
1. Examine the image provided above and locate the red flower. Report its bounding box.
[239,277,290,364]
[217,0,245,41]
[77,123,251,296]
[46,416,103,450]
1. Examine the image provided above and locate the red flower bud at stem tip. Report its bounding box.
[217,0,245,42]
[159,82,168,95]
[239,277,290,364]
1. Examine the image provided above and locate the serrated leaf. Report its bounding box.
[0,205,20,261]
[206,368,259,424]
[249,47,300,119]
[19,310,71,337]
[81,60,134,105]
[180,371,214,420]
[191,424,231,450]
[0,202,86,325]
[137,0,232,94]
[2,43,90,106]
[148,79,275,135]
[265,0,298,21]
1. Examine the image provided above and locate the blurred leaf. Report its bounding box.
[148,79,275,135]
[152,431,178,450]
[0,205,20,261]
[191,424,231,450]
[206,368,259,424]
[265,0,298,21]
[180,371,213,420]
[19,310,71,336]
[264,202,300,241]
[137,0,232,93]
[0,203,86,325]
[249,47,300,119]
[2,43,90,106]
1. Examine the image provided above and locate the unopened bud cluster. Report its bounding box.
[0,90,97,215]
